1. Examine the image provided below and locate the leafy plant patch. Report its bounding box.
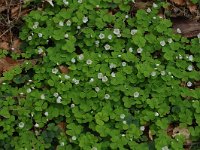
[0,0,200,149]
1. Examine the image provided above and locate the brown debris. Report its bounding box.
[59,65,69,74]
[0,57,20,74]
[170,0,186,6]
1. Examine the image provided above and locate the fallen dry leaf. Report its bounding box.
[0,57,20,73]
[59,65,69,74]
[170,0,186,5]
[172,127,190,139]
[0,42,10,50]
[57,122,66,132]
[188,3,198,14]
[11,38,21,52]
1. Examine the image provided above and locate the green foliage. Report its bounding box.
[0,0,200,149]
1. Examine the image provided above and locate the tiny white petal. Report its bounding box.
[120,114,125,119]
[82,16,88,23]
[28,36,32,40]
[27,88,32,93]
[122,62,126,67]
[151,71,156,77]
[137,48,143,53]
[71,58,76,63]
[63,0,69,5]
[140,126,145,131]
[78,0,82,3]
[95,87,100,92]
[59,21,64,26]
[38,48,43,54]
[110,63,116,69]
[64,75,70,79]
[187,65,193,71]
[71,104,75,108]
[188,55,193,61]
[98,73,103,79]
[161,146,170,150]
[89,78,94,83]
[66,20,71,26]
[64,34,69,38]
[153,3,158,8]
[167,38,173,43]
[108,34,112,40]
[86,59,92,65]
[125,15,129,19]
[52,68,58,74]
[19,122,25,128]
[99,33,105,39]
[72,136,77,141]
[53,93,59,97]
[102,76,108,82]
[134,91,140,98]
[131,29,137,35]
[41,94,45,99]
[113,29,120,35]
[104,44,111,50]
[176,28,182,33]
[34,123,39,128]
[160,40,166,46]
[111,72,116,77]
[161,71,166,76]
[104,94,110,99]
[146,8,151,13]
[44,112,48,116]
[123,121,127,124]
[155,112,159,116]
[38,33,43,38]
[129,47,133,52]
[56,96,62,103]
[78,54,84,60]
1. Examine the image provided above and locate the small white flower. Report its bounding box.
[122,62,126,67]
[64,33,69,38]
[95,87,100,92]
[82,16,88,23]
[156,64,160,67]
[117,34,121,37]
[146,8,151,13]
[118,54,121,57]
[197,33,200,39]
[140,126,145,131]
[137,48,143,53]
[104,94,110,99]
[120,114,125,119]
[64,75,70,79]
[153,3,158,8]
[167,38,173,43]
[66,20,71,26]
[123,121,127,124]
[34,123,39,128]
[113,29,120,35]
[104,44,111,50]
[134,91,140,98]
[52,68,58,74]
[72,136,77,141]
[27,88,32,93]
[178,54,182,59]
[71,58,76,63]
[59,21,64,26]
[108,34,112,40]
[153,16,156,19]
[89,78,94,83]
[72,78,80,85]
[110,63,116,69]
[41,94,45,99]
[77,0,82,3]
[99,33,105,39]
[54,93,59,97]
[161,146,170,150]
[187,65,193,71]
[161,71,166,76]
[188,55,193,61]
[151,71,156,77]
[98,73,103,79]
[19,122,25,128]
[77,26,81,29]
[168,72,172,75]
[28,36,32,40]
[121,134,125,137]
[78,54,84,60]
[131,29,137,35]
[44,112,48,116]
[155,112,159,116]
[57,96,62,103]
[129,47,133,52]
[60,142,65,146]
[125,15,129,19]
[160,40,166,46]
[71,104,75,108]
[187,81,192,87]
[111,72,116,77]
[102,76,108,82]
[63,0,69,5]
[38,33,43,38]
[91,147,97,150]
[176,28,182,33]
[38,48,43,54]
[86,59,93,65]
[95,40,100,45]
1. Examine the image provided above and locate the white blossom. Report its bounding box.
[86,59,93,65]
[121,134,125,137]
[72,136,77,141]
[113,29,120,35]
[188,55,193,61]
[153,16,156,19]
[72,78,80,85]
[187,81,192,87]
[197,33,200,38]
[146,8,151,13]
[122,62,126,67]
[187,65,193,71]
[108,34,112,40]
[176,28,182,33]
[118,54,121,57]
[71,104,75,108]
[64,75,70,79]
[41,94,45,99]
[78,0,82,3]
[160,40,166,46]
[140,126,145,131]
[59,21,64,26]
[123,121,127,124]
[104,44,111,50]
[110,63,116,69]
[99,33,105,39]
[38,48,43,54]
[89,78,94,83]
[34,123,39,128]
[91,147,97,150]
[137,48,143,53]
[120,114,125,119]
[111,72,116,77]
[153,3,158,8]
[66,20,71,26]
[77,26,81,29]
[52,68,58,74]
[95,40,100,45]
[19,122,25,128]
[82,16,88,23]
[71,58,76,63]
[102,76,108,82]
[167,38,173,43]
[60,142,65,146]
[78,54,84,60]
[129,47,133,52]
[104,94,110,99]
[155,112,159,116]
[44,112,48,116]
[151,71,156,77]
[64,33,69,38]
[134,91,140,98]
[27,88,32,93]
[161,71,166,76]
[63,0,69,5]
[28,36,32,40]
[38,33,43,38]
[57,96,62,103]
[54,93,59,97]
[95,87,100,92]
[98,73,103,79]
[161,146,170,150]
[125,15,129,19]
[131,29,137,35]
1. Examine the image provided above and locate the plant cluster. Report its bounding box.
[0,0,200,149]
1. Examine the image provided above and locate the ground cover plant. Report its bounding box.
[0,0,200,149]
